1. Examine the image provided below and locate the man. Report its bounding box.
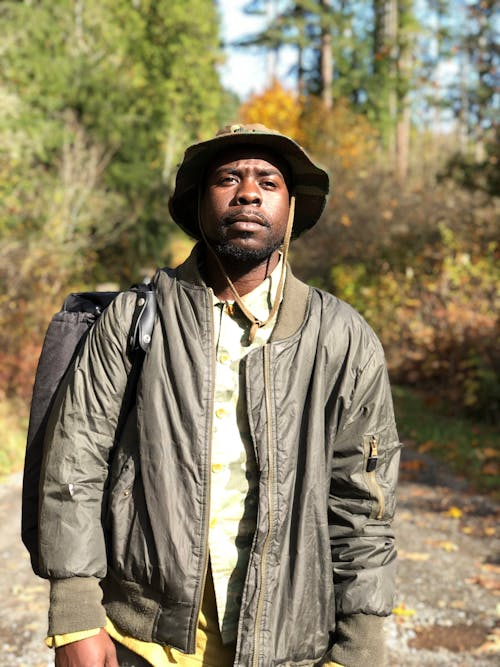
[37,124,400,667]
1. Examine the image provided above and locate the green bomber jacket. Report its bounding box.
[39,246,401,666]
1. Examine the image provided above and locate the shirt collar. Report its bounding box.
[212,255,284,323]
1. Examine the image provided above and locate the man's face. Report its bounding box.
[200,147,291,264]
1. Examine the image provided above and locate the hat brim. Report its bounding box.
[169,130,329,240]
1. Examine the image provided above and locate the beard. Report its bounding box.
[210,210,283,265]
[212,235,283,264]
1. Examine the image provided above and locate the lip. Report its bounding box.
[229,213,266,225]
[226,219,264,234]
[223,210,270,231]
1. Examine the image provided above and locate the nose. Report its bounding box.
[236,178,261,206]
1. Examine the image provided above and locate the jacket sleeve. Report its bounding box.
[38,293,134,634]
[327,320,401,666]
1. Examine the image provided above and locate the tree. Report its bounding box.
[240,1,341,100]
[459,0,498,162]
[0,0,231,401]
[371,0,419,180]
[1,0,230,279]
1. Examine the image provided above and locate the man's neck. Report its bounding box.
[203,248,281,300]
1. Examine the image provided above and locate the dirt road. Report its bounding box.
[0,472,51,667]
[1,441,498,666]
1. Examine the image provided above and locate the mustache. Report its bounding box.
[221,209,271,228]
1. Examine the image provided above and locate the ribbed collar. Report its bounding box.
[163,243,311,342]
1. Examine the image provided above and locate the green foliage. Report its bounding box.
[286,92,499,424]
[295,164,499,423]
[0,0,232,401]
[441,135,500,196]
[0,400,28,480]
[1,0,228,264]
[393,386,499,500]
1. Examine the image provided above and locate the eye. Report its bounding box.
[218,175,238,185]
[261,179,277,189]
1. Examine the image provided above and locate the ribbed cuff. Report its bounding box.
[330,614,386,667]
[48,577,106,635]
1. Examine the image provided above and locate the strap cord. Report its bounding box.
[198,192,295,343]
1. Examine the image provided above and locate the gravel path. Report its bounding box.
[1,441,498,667]
[0,472,52,667]
[386,441,499,666]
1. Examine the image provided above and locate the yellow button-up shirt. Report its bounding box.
[209,257,283,643]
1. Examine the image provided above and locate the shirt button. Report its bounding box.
[212,463,223,473]
[215,407,227,419]
[219,351,230,364]
[210,517,217,528]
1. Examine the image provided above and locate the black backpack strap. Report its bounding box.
[114,282,157,445]
[127,282,157,356]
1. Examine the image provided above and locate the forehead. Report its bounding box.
[205,146,291,183]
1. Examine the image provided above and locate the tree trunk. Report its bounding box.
[373,0,398,155]
[396,101,410,182]
[319,0,333,109]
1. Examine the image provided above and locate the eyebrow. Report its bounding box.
[213,166,285,179]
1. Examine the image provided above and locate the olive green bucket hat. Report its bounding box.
[168,123,330,240]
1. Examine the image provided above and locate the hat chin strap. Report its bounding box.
[198,193,296,343]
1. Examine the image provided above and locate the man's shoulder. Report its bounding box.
[309,284,366,324]
[307,284,382,352]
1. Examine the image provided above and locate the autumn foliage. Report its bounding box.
[239,82,499,423]
[240,80,305,144]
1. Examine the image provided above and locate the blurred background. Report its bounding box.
[0,0,498,496]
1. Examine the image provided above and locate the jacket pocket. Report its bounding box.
[362,434,385,520]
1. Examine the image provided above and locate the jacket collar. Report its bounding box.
[170,243,311,341]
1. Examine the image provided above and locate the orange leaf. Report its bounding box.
[466,576,500,592]
[482,461,500,475]
[483,448,498,458]
[418,440,436,453]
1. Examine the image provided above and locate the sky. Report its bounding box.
[218,0,268,100]
[218,0,296,100]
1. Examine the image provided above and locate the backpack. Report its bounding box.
[21,282,156,575]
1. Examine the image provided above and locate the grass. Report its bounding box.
[0,400,28,480]
[392,385,499,500]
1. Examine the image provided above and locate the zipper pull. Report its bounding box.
[366,435,379,472]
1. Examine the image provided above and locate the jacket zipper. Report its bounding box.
[364,434,385,520]
[190,290,216,651]
[252,345,275,667]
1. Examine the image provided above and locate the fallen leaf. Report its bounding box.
[398,550,430,561]
[392,603,416,617]
[400,459,426,471]
[466,576,500,592]
[450,600,465,609]
[418,440,436,453]
[426,539,459,552]
[482,461,500,475]
[445,506,463,519]
[483,448,499,459]
[475,626,500,654]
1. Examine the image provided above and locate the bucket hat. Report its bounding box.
[168,123,329,240]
